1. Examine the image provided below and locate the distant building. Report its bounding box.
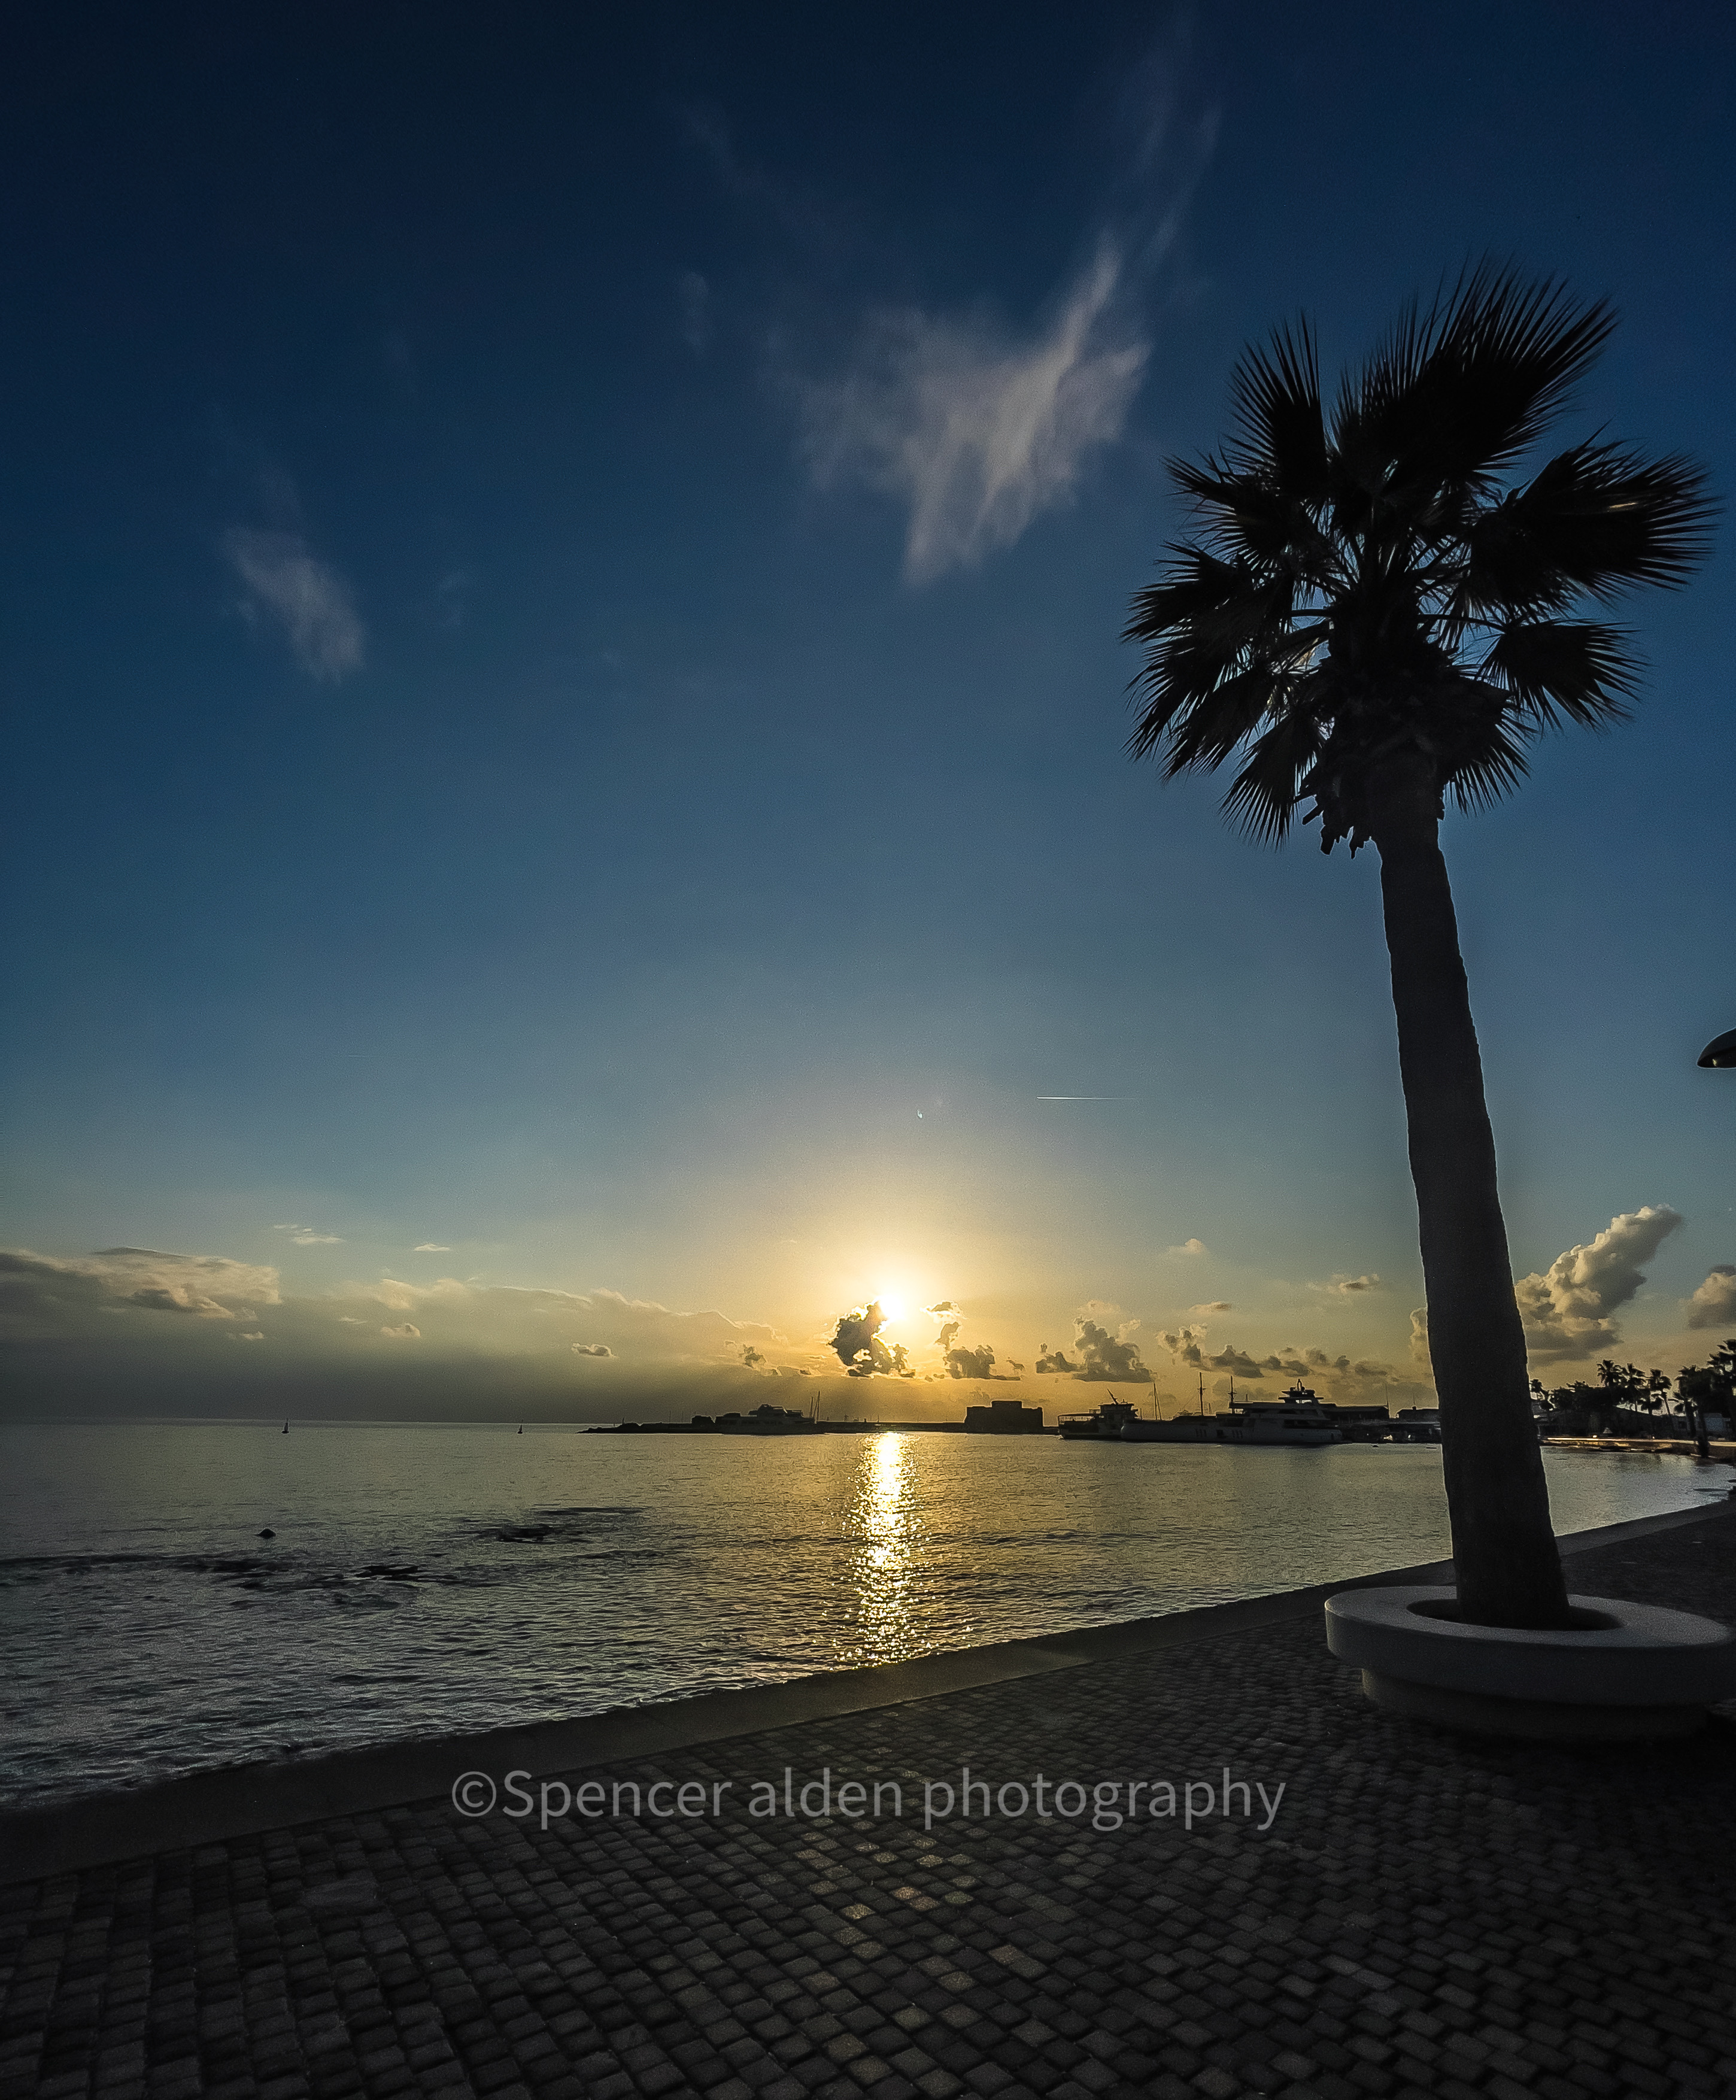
[964,1398,1046,1434]
[1316,1401,1393,1442]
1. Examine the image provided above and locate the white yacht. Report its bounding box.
[1224,1383,1343,1446]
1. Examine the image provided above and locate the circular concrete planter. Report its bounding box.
[1325,1585,1736,1740]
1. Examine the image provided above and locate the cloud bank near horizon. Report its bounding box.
[6,1196,1715,1421]
[0,1246,797,1417]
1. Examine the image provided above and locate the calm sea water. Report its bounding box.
[1,1421,1726,1806]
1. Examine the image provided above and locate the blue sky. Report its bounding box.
[2,1,1732,1418]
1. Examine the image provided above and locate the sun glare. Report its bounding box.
[878,1292,906,1321]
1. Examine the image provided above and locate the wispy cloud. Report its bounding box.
[274,1224,342,1247]
[800,244,1148,584]
[381,1322,420,1340]
[1167,1238,1207,1257]
[678,271,713,355]
[572,1342,613,1358]
[1686,1264,1736,1331]
[224,528,365,681]
[1514,1206,1683,1362]
[1312,1274,1383,1297]
[428,568,472,632]
[414,1243,451,1254]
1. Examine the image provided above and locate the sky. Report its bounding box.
[2,1,1732,1422]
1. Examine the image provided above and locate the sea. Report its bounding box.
[1,1421,1726,1807]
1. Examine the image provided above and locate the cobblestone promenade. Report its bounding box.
[4,1506,1734,2100]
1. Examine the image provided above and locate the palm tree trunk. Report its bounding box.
[1368,753,1571,1629]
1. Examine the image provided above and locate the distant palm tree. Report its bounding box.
[1124,266,1711,1628]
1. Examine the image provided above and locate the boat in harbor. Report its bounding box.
[1121,1371,1227,1442]
[1057,1397,1143,1441]
[717,1402,823,1436]
[1223,1383,1343,1446]
[1121,1410,1224,1443]
[1067,1380,1356,1447]
[1118,1378,1345,1446]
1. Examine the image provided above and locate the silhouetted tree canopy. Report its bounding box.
[1125,263,1714,854]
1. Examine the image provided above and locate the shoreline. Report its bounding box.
[4,1497,1724,1888]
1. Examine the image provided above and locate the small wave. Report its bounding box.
[0,1551,276,1582]
[532,1506,644,1518]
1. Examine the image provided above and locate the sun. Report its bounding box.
[877,1292,906,1322]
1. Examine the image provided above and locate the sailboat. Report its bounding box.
[1121,1371,1225,1443]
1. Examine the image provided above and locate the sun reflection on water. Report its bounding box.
[840,1433,927,1664]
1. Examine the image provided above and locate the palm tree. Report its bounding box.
[1124,266,1712,1628]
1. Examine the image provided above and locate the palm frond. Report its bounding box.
[1465,441,1716,609]
[1167,460,1340,577]
[1227,321,1329,499]
[1343,265,1615,504]
[1220,704,1326,841]
[1482,621,1638,729]
[1425,265,1614,480]
[1138,666,1286,775]
[1130,609,1286,722]
[1122,547,1256,641]
[1446,717,1532,814]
